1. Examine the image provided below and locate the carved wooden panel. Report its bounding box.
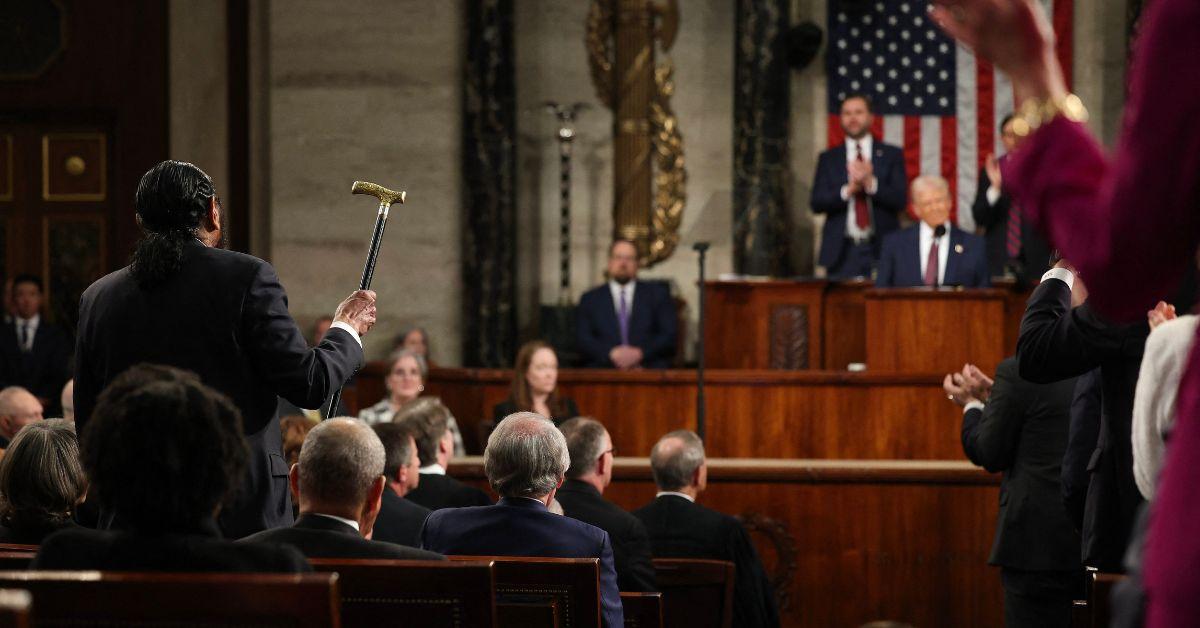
[0,134,11,201]
[42,213,105,334]
[0,0,66,80]
[42,132,106,201]
[768,304,809,369]
[737,511,798,612]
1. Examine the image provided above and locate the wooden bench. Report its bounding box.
[0,590,29,628]
[0,571,338,627]
[619,592,662,628]
[310,558,495,627]
[652,558,735,628]
[449,556,601,628]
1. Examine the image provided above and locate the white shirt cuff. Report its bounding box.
[1040,267,1076,291]
[329,321,363,347]
[964,401,986,414]
[985,185,1001,206]
[839,184,851,201]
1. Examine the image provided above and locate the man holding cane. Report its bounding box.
[74,160,375,538]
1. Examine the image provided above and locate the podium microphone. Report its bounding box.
[693,242,710,442]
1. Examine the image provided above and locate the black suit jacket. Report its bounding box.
[809,139,907,270]
[556,479,656,592]
[960,357,1081,572]
[1063,369,1103,531]
[372,488,432,548]
[1017,278,1149,571]
[576,281,677,368]
[971,166,1052,284]
[33,520,310,572]
[0,319,72,415]
[634,495,779,628]
[404,472,493,511]
[875,224,990,288]
[240,513,443,560]
[421,497,623,628]
[73,240,364,539]
[492,397,579,425]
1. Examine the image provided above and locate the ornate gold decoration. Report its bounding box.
[586,0,687,268]
[64,155,86,176]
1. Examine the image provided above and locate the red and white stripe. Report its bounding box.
[825,0,1073,231]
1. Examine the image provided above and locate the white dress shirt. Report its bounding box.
[918,221,951,285]
[608,279,637,322]
[655,491,695,502]
[420,463,446,475]
[1132,314,1199,499]
[840,136,880,240]
[14,315,39,352]
[308,512,360,532]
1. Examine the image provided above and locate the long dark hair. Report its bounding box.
[510,340,567,417]
[130,160,220,289]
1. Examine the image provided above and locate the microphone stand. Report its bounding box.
[693,242,710,441]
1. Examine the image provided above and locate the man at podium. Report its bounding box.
[876,175,990,288]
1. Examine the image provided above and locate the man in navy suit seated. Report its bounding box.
[810,94,908,279]
[876,175,990,288]
[420,412,623,627]
[576,239,677,369]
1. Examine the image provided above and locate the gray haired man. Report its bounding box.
[241,417,442,560]
[420,412,624,627]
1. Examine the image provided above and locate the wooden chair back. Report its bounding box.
[619,592,662,628]
[1089,571,1128,628]
[0,590,29,628]
[309,558,495,628]
[652,558,735,628]
[0,571,338,627]
[449,556,601,628]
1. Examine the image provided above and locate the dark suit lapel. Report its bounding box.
[905,228,923,285]
[831,144,849,187]
[628,282,651,340]
[944,228,963,286]
[598,286,623,345]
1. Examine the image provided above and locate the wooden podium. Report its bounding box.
[865,287,1007,374]
[704,280,828,369]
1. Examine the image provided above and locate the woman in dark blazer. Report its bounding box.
[493,341,579,424]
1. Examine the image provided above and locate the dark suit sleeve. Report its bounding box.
[643,284,678,366]
[810,152,845,215]
[576,292,614,368]
[971,246,991,288]
[1016,278,1101,383]
[960,360,1030,473]
[1063,369,1102,530]
[875,236,896,287]
[73,306,99,434]
[40,328,72,404]
[971,166,1009,230]
[729,523,780,628]
[616,518,657,592]
[241,262,363,411]
[596,532,625,628]
[871,148,908,214]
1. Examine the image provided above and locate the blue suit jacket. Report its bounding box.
[810,139,907,269]
[576,280,677,368]
[420,497,623,628]
[875,224,990,288]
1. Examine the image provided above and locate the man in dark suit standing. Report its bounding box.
[0,274,72,416]
[1017,263,1149,572]
[810,94,907,279]
[421,412,623,628]
[576,239,677,369]
[876,175,990,288]
[241,418,442,560]
[943,360,1083,626]
[971,115,1051,285]
[74,160,374,539]
[399,398,492,510]
[557,417,656,592]
[371,422,432,547]
[634,430,779,628]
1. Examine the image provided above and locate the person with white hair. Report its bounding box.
[420,412,623,628]
[240,417,442,560]
[875,175,990,288]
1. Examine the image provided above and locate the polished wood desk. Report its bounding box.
[449,457,1003,628]
[349,367,969,459]
[865,288,1007,375]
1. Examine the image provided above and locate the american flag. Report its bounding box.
[825,0,1074,229]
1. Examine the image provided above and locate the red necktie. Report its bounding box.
[924,236,940,286]
[854,143,870,230]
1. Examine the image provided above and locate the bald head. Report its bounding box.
[485,412,569,499]
[60,380,74,421]
[296,417,385,509]
[0,387,43,440]
[649,430,705,492]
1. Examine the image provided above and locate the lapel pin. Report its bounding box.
[954,244,964,254]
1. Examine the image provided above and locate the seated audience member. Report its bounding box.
[60,380,74,421]
[634,430,779,628]
[398,397,491,510]
[493,341,579,424]
[241,418,442,560]
[0,274,72,415]
[359,349,464,455]
[34,364,309,572]
[875,175,989,288]
[0,420,85,544]
[393,326,433,366]
[420,412,623,628]
[576,239,677,370]
[0,387,43,448]
[943,361,1082,626]
[1132,306,1197,499]
[371,422,432,547]
[275,315,346,420]
[557,417,656,592]
[280,414,318,466]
